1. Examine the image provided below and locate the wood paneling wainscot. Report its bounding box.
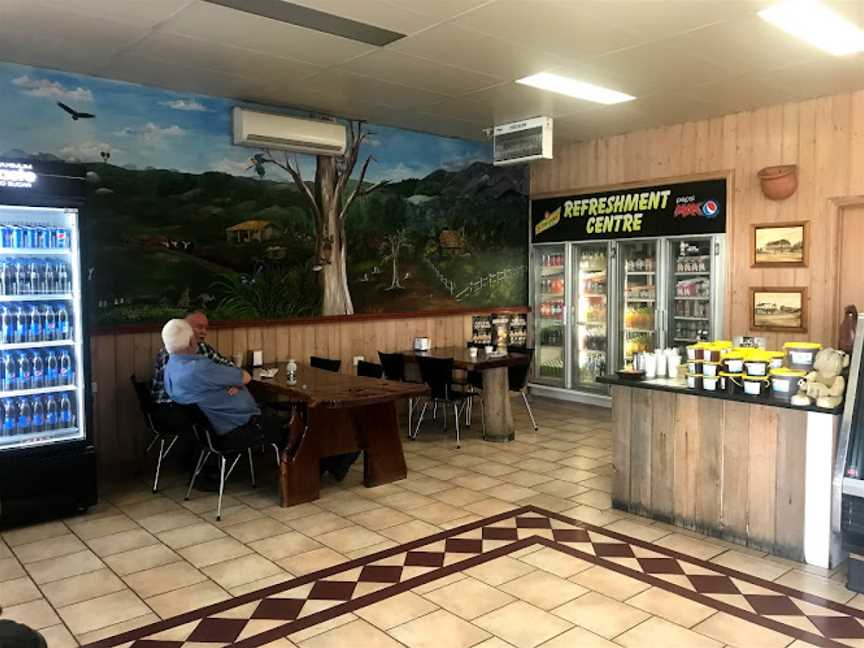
[532,89,864,349]
[90,309,521,473]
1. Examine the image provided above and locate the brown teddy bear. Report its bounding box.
[791,347,849,408]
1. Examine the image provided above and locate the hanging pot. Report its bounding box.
[758,165,798,200]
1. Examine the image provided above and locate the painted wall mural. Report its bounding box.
[0,62,529,326]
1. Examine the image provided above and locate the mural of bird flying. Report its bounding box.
[57,101,95,120]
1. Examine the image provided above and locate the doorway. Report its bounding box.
[839,204,864,314]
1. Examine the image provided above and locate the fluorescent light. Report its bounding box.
[758,0,864,56]
[516,73,635,105]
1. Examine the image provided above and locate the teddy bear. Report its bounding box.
[790,347,849,408]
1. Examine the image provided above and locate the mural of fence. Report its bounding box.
[454,265,527,301]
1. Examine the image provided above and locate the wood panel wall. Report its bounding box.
[532,89,864,349]
[90,313,479,472]
[611,385,831,560]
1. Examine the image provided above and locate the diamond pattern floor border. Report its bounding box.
[80,505,862,648]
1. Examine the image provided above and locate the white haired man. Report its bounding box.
[160,318,286,452]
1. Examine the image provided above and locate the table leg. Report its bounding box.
[483,367,515,442]
[352,402,407,486]
[279,409,322,507]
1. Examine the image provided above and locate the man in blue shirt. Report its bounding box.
[161,319,286,451]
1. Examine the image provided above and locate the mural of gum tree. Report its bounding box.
[257,121,388,316]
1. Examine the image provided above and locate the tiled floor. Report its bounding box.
[0,397,856,648]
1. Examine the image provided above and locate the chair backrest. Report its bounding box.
[508,348,535,392]
[416,356,455,400]
[177,403,219,452]
[310,356,341,373]
[130,374,156,416]
[357,360,384,378]
[378,351,405,381]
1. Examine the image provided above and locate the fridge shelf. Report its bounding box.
[0,294,74,302]
[624,328,654,334]
[0,427,81,451]
[0,340,75,351]
[0,384,76,399]
[0,249,72,256]
[624,298,655,302]
[675,296,710,301]
[674,316,710,321]
[540,292,564,297]
[676,272,710,276]
[625,271,656,276]
[582,293,606,298]
[675,337,699,343]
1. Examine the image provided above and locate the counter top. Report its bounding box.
[597,375,842,415]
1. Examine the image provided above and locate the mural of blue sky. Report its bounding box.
[0,61,489,183]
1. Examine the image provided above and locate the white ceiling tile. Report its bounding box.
[390,22,570,79]
[36,0,194,28]
[286,0,438,34]
[299,68,449,110]
[380,0,495,22]
[163,1,376,66]
[454,1,642,61]
[339,49,503,96]
[461,82,600,123]
[756,56,864,104]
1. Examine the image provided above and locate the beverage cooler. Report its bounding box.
[530,178,728,404]
[0,159,95,524]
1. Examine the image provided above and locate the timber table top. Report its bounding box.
[399,346,531,371]
[251,363,427,409]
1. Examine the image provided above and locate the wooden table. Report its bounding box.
[400,346,531,442]
[250,364,427,507]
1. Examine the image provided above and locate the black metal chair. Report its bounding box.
[379,351,420,434]
[413,356,468,448]
[182,405,282,521]
[130,374,189,493]
[509,348,538,431]
[357,360,384,378]
[310,356,341,373]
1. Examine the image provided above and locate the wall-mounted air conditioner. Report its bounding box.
[232,108,347,156]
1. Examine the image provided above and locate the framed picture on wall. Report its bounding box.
[751,287,808,333]
[751,221,808,267]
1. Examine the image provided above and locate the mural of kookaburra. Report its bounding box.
[247,153,267,179]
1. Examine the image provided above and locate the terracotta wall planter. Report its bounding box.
[758,165,798,200]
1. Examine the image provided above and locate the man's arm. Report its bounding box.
[200,342,235,367]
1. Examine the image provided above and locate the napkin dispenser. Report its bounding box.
[413,337,430,351]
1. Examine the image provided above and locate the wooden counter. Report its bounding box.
[599,377,842,568]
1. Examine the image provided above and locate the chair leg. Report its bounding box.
[465,396,472,427]
[407,398,413,436]
[453,403,461,449]
[248,447,256,488]
[185,449,209,500]
[479,396,487,440]
[153,438,165,494]
[522,391,538,431]
[433,401,438,420]
[413,400,429,439]
[442,402,448,432]
[217,456,227,522]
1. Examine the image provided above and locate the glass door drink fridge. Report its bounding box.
[572,243,609,391]
[666,236,725,351]
[0,159,95,524]
[533,243,567,385]
[617,239,660,368]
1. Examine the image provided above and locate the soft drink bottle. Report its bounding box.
[59,351,72,385]
[2,354,14,391]
[28,262,38,296]
[59,395,72,428]
[17,398,31,434]
[13,262,24,295]
[17,353,31,390]
[45,351,58,387]
[3,400,15,436]
[14,306,25,343]
[0,306,10,344]
[43,305,55,341]
[11,225,23,248]
[45,395,58,430]
[57,306,69,339]
[0,262,7,295]
[58,264,69,293]
[28,305,42,342]
[31,352,43,389]
[55,227,69,249]
[31,397,44,433]
[44,262,56,293]
[35,226,47,249]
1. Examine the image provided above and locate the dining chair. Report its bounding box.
[310,356,341,373]
[509,348,538,431]
[413,356,468,448]
[379,351,418,434]
[357,360,384,378]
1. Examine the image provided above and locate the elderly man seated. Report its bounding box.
[161,318,287,452]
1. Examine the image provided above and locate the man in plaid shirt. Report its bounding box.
[151,311,234,403]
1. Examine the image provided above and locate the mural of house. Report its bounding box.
[438,228,465,256]
[226,220,280,244]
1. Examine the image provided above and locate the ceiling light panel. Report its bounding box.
[758,0,864,56]
[516,73,635,104]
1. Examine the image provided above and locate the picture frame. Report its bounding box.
[750,287,808,333]
[751,221,808,267]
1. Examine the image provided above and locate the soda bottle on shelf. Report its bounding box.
[0,306,11,344]
[17,398,31,434]
[3,399,15,436]
[14,306,26,343]
[43,305,55,341]
[31,397,44,433]
[17,353,31,390]
[59,351,72,385]
[54,227,69,249]
[57,306,69,339]
[28,305,42,342]
[45,395,58,430]
[28,262,39,295]
[31,352,44,389]
[2,354,14,392]
[14,262,24,295]
[60,394,73,428]
[44,261,56,293]
[45,351,58,387]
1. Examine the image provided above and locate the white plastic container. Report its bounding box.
[743,375,769,396]
[702,376,719,391]
[686,374,703,390]
[702,362,720,377]
[744,360,769,376]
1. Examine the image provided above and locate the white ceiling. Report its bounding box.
[1,0,863,142]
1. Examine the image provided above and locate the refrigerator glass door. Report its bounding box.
[0,205,84,451]
[572,243,608,391]
[669,237,714,351]
[618,240,659,368]
[533,244,566,385]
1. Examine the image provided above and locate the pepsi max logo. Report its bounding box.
[702,200,719,218]
[673,199,720,219]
